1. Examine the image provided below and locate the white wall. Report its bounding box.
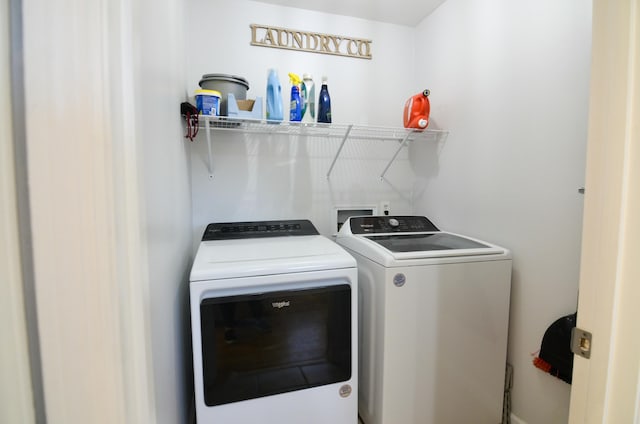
[188,0,416,127]
[413,1,591,423]
[134,0,193,423]
[187,0,421,243]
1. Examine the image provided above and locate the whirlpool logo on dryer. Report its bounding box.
[271,300,291,309]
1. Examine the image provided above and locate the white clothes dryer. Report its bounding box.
[190,220,357,424]
[336,216,511,424]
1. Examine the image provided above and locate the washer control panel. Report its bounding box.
[348,216,439,234]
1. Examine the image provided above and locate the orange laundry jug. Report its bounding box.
[403,89,431,129]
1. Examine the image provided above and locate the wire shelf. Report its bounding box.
[191,115,449,179]
[198,115,447,142]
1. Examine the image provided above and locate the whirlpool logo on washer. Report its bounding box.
[271,300,291,309]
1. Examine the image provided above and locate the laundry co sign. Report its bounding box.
[250,24,372,60]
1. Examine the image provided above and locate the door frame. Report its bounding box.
[569,0,640,422]
[1,0,36,421]
[16,0,157,422]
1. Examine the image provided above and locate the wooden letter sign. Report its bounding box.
[250,24,372,60]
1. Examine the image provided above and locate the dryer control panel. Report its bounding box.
[202,219,319,240]
[349,216,439,234]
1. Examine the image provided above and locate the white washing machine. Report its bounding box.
[336,216,511,424]
[189,220,357,424]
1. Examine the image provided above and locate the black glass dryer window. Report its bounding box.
[199,284,352,406]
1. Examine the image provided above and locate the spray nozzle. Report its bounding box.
[288,72,301,87]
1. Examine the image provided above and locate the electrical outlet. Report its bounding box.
[381,201,390,216]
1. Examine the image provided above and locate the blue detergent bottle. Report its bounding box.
[317,76,331,123]
[266,69,283,121]
[288,72,302,121]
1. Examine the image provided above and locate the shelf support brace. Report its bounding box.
[205,118,214,179]
[326,124,353,179]
[380,131,413,180]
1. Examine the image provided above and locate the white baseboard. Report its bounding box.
[510,413,528,424]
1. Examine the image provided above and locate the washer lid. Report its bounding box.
[336,216,510,265]
[190,234,355,281]
[365,232,491,252]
